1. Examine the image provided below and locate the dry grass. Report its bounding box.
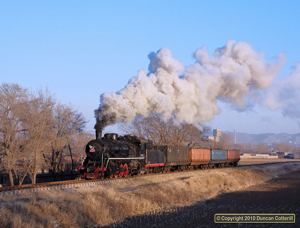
[0,162,300,228]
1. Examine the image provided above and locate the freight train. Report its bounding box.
[77,132,240,179]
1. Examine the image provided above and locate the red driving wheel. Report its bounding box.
[119,164,124,177]
[123,164,128,177]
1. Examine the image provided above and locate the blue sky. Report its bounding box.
[1,1,300,134]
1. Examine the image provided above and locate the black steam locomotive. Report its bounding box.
[78,132,166,179]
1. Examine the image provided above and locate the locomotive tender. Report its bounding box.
[78,131,240,179]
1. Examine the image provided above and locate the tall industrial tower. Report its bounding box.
[213,129,221,142]
[234,130,236,144]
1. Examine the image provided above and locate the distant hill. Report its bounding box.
[224,131,300,145]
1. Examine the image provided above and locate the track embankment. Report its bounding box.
[103,168,300,228]
[1,162,300,227]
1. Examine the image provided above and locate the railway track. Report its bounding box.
[1,161,299,195]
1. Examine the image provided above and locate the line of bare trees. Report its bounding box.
[233,142,300,154]
[119,114,249,150]
[214,133,300,155]
[119,114,215,148]
[0,83,93,186]
[119,115,247,150]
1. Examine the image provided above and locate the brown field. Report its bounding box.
[239,158,300,166]
[1,161,300,228]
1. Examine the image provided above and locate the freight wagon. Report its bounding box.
[210,149,227,167]
[150,145,190,171]
[227,149,240,166]
[189,148,211,168]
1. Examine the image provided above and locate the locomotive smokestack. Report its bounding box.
[95,130,102,139]
[94,118,102,140]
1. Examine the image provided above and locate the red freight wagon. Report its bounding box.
[227,149,240,166]
[189,148,211,165]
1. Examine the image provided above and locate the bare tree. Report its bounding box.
[119,115,209,147]
[21,88,56,184]
[0,83,30,186]
[67,132,94,171]
[196,139,219,149]
[0,83,89,185]
[273,143,293,153]
[219,133,233,149]
[232,143,252,154]
[256,143,270,154]
[44,104,87,176]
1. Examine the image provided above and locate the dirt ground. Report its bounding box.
[239,158,300,166]
[101,169,300,228]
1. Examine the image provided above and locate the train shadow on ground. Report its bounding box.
[98,170,300,228]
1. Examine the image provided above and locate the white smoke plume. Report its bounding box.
[264,62,300,124]
[95,40,286,130]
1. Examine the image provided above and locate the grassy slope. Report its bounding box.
[1,163,300,228]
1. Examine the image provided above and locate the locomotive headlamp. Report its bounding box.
[89,145,96,152]
[86,141,103,161]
